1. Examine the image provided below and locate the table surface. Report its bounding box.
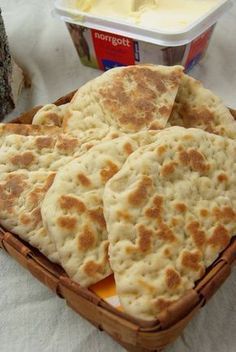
[0,1,236,351]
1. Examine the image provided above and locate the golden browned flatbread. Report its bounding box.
[168,75,236,139]
[63,65,183,133]
[104,127,236,320]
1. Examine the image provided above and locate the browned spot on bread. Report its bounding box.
[35,137,55,149]
[5,174,27,197]
[179,149,209,173]
[125,245,137,255]
[164,247,172,258]
[213,206,236,222]
[111,133,120,139]
[165,268,181,290]
[149,121,162,130]
[28,189,41,210]
[78,225,96,251]
[175,203,187,213]
[181,250,203,272]
[208,225,230,249]
[117,101,155,129]
[77,173,91,187]
[138,225,153,252]
[59,195,86,213]
[0,174,27,213]
[161,162,177,177]
[217,173,228,182]
[123,142,133,155]
[100,161,119,182]
[20,214,31,225]
[170,217,180,227]
[128,176,152,206]
[179,105,214,130]
[57,216,77,230]
[57,136,78,152]
[84,261,102,277]
[145,195,163,218]
[187,221,206,249]
[155,298,175,312]
[157,145,167,156]
[159,105,170,116]
[188,149,209,173]
[45,112,61,126]
[31,208,42,226]
[159,105,171,117]
[177,145,184,152]
[200,209,209,217]
[88,207,106,229]
[45,173,56,190]
[10,152,35,167]
[116,210,132,221]
[182,134,194,141]
[28,174,55,209]
[179,150,190,165]
[157,223,176,242]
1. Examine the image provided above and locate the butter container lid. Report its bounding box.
[54,0,232,46]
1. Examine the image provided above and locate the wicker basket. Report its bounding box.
[0,91,235,352]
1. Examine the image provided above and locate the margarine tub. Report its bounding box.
[54,0,232,71]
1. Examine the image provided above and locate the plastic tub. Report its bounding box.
[54,0,232,71]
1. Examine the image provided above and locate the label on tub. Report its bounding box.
[66,23,215,72]
[91,30,135,70]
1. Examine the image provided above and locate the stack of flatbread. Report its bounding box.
[0,64,235,321]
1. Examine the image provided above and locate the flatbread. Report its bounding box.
[168,74,236,139]
[0,125,120,262]
[41,132,159,286]
[0,170,59,262]
[103,127,236,320]
[63,65,183,133]
[32,104,69,127]
[0,133,96,174]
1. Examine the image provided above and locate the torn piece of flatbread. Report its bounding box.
[63,65,183,134]
[168,74,236,139]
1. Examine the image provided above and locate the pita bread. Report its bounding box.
[168,75,236,139]
[32,104,69,127]
[41,132,159,286]
[103,127,236,320]
[63,65,183,134]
